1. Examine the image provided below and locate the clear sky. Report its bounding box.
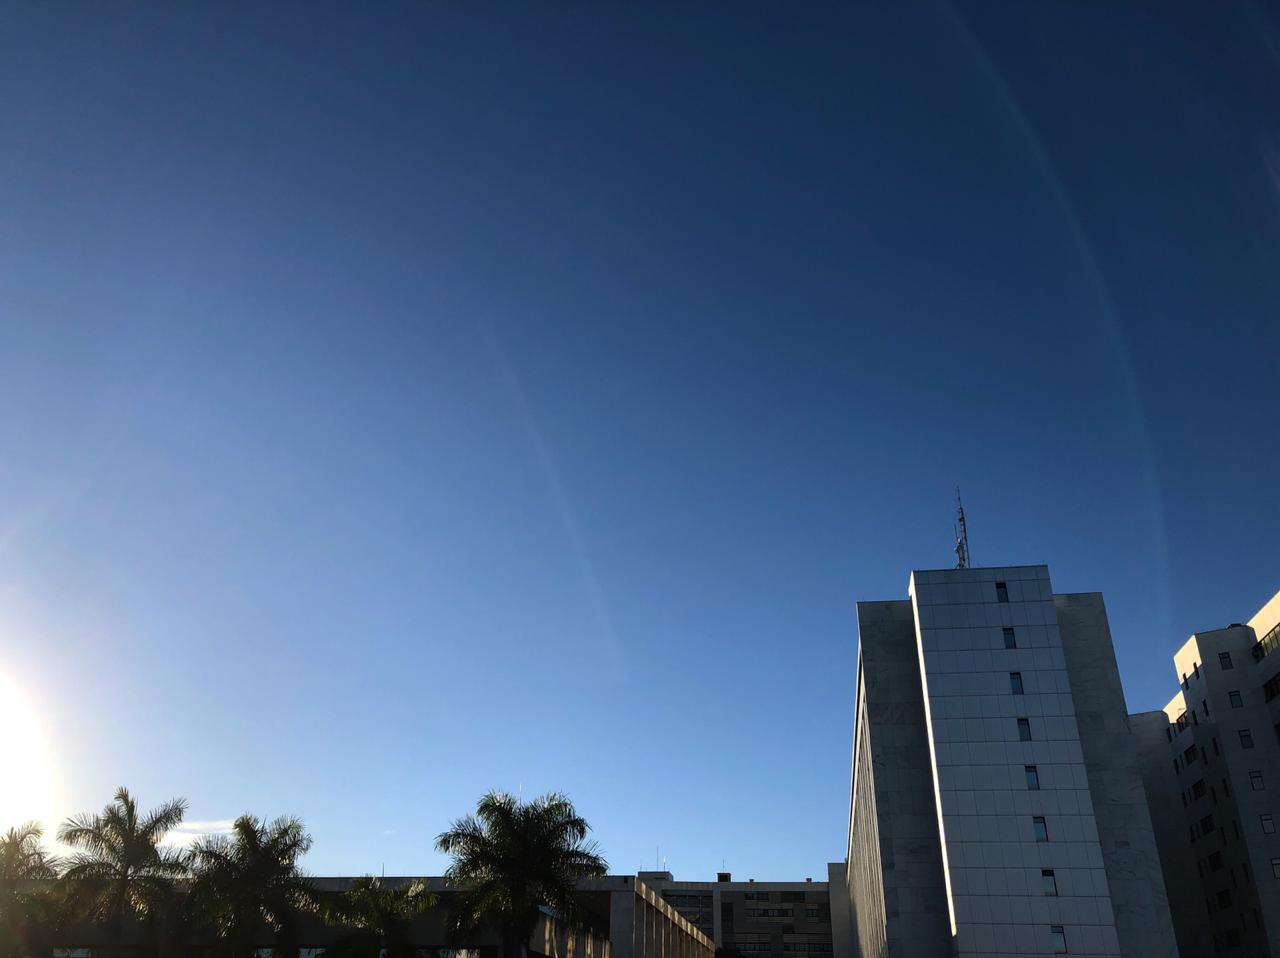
[2,2,1279,879]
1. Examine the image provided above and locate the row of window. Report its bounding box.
[1191,810,1276,843]
[1253,621,1280,662]
[1174,734,1229,775]
[1182,770,1267,808]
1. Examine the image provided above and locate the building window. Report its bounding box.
[1272,858,1280,879]
[1025,765,1040,790]
[1229,690,1243,708]
[1033,816,1048,842]
[1219,651,1233,670]
[1018,717,1032,741]
[1250,770,1264,791]
[1042,869,1058,896]
[1217,888,1232,908]
[996,581,1009,603]
[1049,925,1067,954]
[1199,814,1215,834]
[1192,779,1206,799]
[1183,745,1198,765]
[1209,851,1224,872]
[1262,814,1276,835]
[1010,672,1024,695]
[1266,673,1280,703]
[1240,729,1255,749]
[1003,627,1017,649]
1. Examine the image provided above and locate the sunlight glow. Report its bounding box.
[0,670,58,831]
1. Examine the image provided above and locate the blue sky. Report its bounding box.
[1,2,1278,878]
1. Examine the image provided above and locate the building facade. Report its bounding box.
[1131,587,1280,958]
[636,872,832,958]
[837,564,1177,958]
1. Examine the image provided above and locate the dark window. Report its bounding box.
[1240,729,1254,749]
[1050,925,1067,954]
[1219,651,1233,670]
[1217,889,1232,908]
[995,581,1009,603]
[1018,718,1032,741]
[1200,814,1216,834]
[1210,852,1224,872]
[1250,770,1264,791]
[1192,779,1207,799]
[1002,627,1016,649]
[1025,765,1040,790]
[1272,858,1280,879]
[1265,672,1280,703]
[1213,736,1220,755]
[1183,745,1198,765]
[1042,869,1058,896]
[1010,672,1024,695]
[1262,814,1276,835]
[1033,816,1048,842]
[1229,690,1243,708]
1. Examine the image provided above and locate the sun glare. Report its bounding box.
[0,670,58,832]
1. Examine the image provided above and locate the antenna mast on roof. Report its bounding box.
[954,489,971,569]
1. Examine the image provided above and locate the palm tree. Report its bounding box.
[188,814,314,958]
[323,877,436,958]
[435,792,608,958]
[0,823,59,883]
[57,787,188,946]
[1,822,62,958]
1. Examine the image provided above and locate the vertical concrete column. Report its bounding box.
[610,888,635,958]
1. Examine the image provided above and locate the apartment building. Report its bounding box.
[1132,587,1280,957]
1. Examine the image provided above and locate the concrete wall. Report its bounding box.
[1054,593,1179,958]
[847,598,951,958]
[585,877,714,958]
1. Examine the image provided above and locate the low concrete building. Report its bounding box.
[635,872,831,958]
[1131,587,1280,957]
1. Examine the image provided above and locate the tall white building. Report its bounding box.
[833,565,1176,958]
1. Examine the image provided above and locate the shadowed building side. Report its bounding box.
[1054,593,1179,958]
[843,598,951,958]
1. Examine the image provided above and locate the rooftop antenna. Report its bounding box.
[954,488,971,569]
